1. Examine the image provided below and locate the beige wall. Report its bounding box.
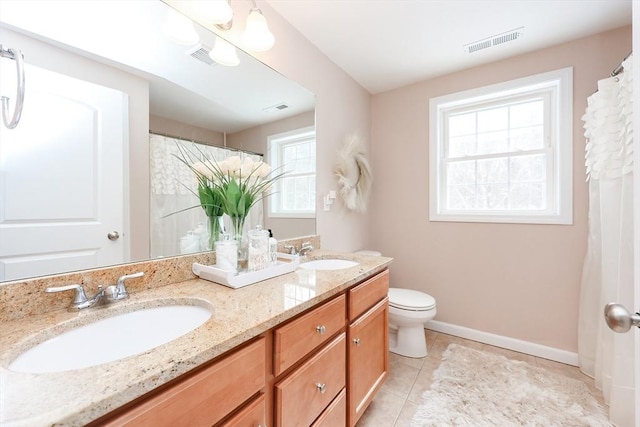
[251,1,372,251]
[369,26,632,353]
[149,115,225,146]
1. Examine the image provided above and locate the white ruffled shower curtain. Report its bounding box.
[578,56,635,426]
[149,134,263,259]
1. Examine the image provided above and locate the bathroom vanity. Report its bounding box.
[0,250,391,427]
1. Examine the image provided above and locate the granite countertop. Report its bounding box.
[0,250,392,427]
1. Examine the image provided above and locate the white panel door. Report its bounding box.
[0,64,126,281]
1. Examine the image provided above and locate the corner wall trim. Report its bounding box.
[426,320,580,366]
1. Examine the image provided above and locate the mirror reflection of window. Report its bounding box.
[268,126,316,218]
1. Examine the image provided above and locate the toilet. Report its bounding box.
[356,250,437,358]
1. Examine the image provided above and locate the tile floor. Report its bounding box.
[356,330,605,427]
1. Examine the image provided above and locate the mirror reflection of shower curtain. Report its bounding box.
[578,56,634,426]
[149,133,263,259]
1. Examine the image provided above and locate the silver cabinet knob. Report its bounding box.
[353,338,361,346]
[604,303,640,333]
[107,231,120,241]
[315,325,326,335]
[315,383,326,394]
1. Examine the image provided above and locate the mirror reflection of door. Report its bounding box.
[0,64,126,281]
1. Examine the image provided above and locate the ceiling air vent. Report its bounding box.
[263,103,290,113]
[464,27,524,54]
[186,44,217,66]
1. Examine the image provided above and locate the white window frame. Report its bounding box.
[268,126,316,219]
[429,67,573,224]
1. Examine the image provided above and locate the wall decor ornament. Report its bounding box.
[334,132,372,213]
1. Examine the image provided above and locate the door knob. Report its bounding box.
[604,303,640,333]
[107,231,120,241]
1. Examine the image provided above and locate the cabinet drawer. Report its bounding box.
[221,393,266,427]
[311,388,346,427]
[275,333,346,427]
[102,337,266,427]
[348,270,389,320]
[274,294,346,376]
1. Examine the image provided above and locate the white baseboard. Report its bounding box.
[426,320,579,366]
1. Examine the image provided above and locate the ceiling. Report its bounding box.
[266,0,632,94]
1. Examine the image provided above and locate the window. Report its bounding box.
[429,68,573,224]
[268,126,316,218]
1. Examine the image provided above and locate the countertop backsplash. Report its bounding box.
[0,235,321,323]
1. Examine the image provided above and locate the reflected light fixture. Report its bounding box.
[209,36,240,66]
[197,0,233,27]
[162,8,200,45]
[241,6,274,51]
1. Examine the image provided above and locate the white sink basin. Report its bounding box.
[9,304,212,374]
[299,259,359,270]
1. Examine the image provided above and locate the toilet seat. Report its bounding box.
[389,288,436,311]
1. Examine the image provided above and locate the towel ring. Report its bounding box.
[1,45,25,129]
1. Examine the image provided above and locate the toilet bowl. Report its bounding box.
[388,288,436,358]
[355,250,437,358]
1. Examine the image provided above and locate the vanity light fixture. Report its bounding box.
[198,0,234,26]
[241,6,274,51]
[162,8,200,45]
[209,36,240,66]
[212,0,275,52]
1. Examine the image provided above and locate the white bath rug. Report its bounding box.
[411,344,611,427]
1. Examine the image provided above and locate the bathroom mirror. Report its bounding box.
[0,0,316,282]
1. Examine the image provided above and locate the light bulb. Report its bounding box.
[241,8,274,52]
[209,36,240,66]
[196,0,233,25]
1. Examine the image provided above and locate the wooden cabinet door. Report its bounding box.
[347,298,388,427]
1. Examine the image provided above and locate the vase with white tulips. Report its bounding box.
[176,144,285,263]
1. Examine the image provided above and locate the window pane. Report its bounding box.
[448,135,476,158]
[477,106,508,132]
[449,113,476,137]
[509,182,545,210]
[477,130,508,155]
[510,100,543,128]
[296,142,310,158]
[447,184,476,210]
[477,157,508,184]
[510,154,545,183]
[510,125,544,151]
[447,160,475,185]
[476,183,508,209]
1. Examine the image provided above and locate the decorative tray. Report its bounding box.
[192,253,300,289]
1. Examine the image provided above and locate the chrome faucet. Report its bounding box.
[45,272,144,310]
[284,242,315,257]
[45,284,105,310]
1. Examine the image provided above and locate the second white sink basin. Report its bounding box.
[300,259,359,270]
[9,304,212,374]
